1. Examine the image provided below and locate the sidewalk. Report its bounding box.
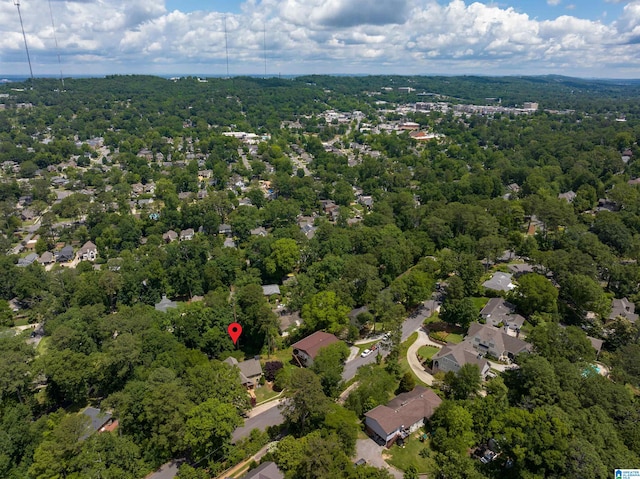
[249,397,284,418]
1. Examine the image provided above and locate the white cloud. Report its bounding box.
[547,0,562,6]
[2,0,640,77]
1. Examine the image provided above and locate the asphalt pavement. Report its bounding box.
[232,400,284,443]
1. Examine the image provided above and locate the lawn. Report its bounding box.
[446,333,464,344]
[385,432,434,473]
[254,384,280,404]
[36,336,50,356]
[470,297,490,310]
[418,345,440,360]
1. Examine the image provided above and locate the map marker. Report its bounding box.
[228,322,242,345]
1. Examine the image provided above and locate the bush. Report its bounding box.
[264,361,284,382]
[429,331,448,343]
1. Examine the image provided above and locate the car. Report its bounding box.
[354,458,367,466]
[360,349,372,358]
[382,332,391,340]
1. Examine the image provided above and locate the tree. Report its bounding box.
[301,291,350,337]
[440,297,478,329]
[312,342,350,397]
[431,401,476,455]
[29,413,90,479]
[396,372,416,394]
[183,398,242,462]
[510,272,558,318]
[448,363,481,400]
[265,238,300,277]
[280,368,330,436]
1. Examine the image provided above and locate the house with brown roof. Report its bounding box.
[78,241,98,261]
[364,386,442,447]
[163,230,178,243]
[291,331,340,367]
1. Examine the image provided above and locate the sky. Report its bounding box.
[2,0,640,78]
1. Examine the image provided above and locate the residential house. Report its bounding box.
[223,237,237,248]
[291,331,340,367]
[241,462,284,479]
[17,253,38,267]
[431,342,491,378]
[219,224,233,236]
[558,191,577,203]
[262,284,281,297]
[155,295,178,313]
[250,226,268,237]
[163,230,178,243]
[20,208,36,221]
[78,241,98,261]
[38,251,54,265]
[80,407,117,440]
[358,195,374,209]
[482,272,516,292]
[223,356,263,389]
[56,245,74,263]
[480,298,526,331]
[466,322,531,361]
[609,298,638,323]
[364,386,442,447]
[507,263,535,277]
[180,228,195,241]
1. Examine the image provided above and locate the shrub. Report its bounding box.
[264,361,284,382]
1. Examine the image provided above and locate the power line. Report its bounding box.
[14,0,34,80]
[47,0,65,89]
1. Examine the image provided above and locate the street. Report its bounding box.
[231,401,283,443]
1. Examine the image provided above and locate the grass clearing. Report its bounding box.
[254,384,279,404]
[470,297,490,310]
[385,432,434,473]
[36,336,50,356]
[446,333,464,344]
[418,345,440,360]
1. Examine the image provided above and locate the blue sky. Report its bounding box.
[3,0,640,78]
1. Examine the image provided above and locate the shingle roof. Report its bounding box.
[262,284,281,296]
[365,386,442,436]
[482,272,515,292]
[241,462,284,479]
[291,331,340,360]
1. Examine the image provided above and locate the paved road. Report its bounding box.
[145,460,183,479]
[342,300,440,382]
[232,400,283,443]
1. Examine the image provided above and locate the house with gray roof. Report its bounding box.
[155,295,178,313]
[432,342,491,378]
[17,253,38,267]
[480,298,525,331]
[241,462,284,479]
[364,386,442,447]
[482,272,516,292]
[250,226,268,237]
[56,245,74,263]
[262,284,281,297]
[80,407,116,440]
[609,298,638,323]
[223,356,263,389]
[466,322,531,360]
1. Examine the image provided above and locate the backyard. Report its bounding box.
[384,431,434,474]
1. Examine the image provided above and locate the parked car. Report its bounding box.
[361,349,372,358]
[354,458,367,466]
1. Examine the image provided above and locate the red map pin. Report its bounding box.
[228,322,242,345]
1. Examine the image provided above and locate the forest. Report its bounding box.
[0,74,640,479]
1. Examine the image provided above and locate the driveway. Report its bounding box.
[355,439,402,479]
[406,329,440,385]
